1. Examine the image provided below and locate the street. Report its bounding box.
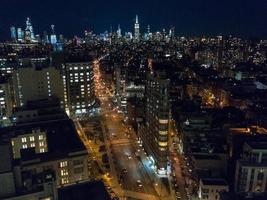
[75,57,175,200]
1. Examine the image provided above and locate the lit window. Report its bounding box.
[158,142,168,147]
[11,140,14,146]
[60,169,68,176]
[60,161,68,168]
[22,144,27,149]
[61,177,69,184]
[22,137,27,143]
[30,136,35,142]
[39,141,44,147]
[30,143,35,147]
[39,135,44,140]
[40,148,45,153]
[159,131,168,136]
[159,119,168,124]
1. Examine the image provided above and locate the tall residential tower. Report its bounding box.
[139,71,170,175]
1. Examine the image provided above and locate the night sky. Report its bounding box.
[0,0,266,40]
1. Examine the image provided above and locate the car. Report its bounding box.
[137,180,143,187]
[127,155,132,159]
[122,168,128,173]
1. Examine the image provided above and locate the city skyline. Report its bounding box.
[0,2,267,200]
[0,0,267,40]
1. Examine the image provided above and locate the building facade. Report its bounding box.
[12,59,64,108]
[62,62,95,116]
[134,15,140,41]
[198,178,229,200]
[139,72,170,175]
[235,142,267,193]
[0,76,13,125]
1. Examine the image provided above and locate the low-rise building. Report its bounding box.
[0,101,90,191]
[235,141,267,193]
[198,178,229,200]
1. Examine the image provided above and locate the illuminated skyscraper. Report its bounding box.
[117,24,122,38]
[50,25,57,44]
[169,27,175,39]
[147,25,150,34]
[10,26,17,41]
[134,15,140,41]
[145,25,152,40]
[43,31,50,43]
[25,17,35,42]
[17,28,23,41]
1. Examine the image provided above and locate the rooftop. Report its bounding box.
[246,141,267,150]
[58,180,111,200]
[0,118,86,163]
[201,178,228,186]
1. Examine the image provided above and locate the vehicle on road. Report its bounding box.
[137,180,143,187]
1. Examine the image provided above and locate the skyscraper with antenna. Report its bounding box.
[117,24,122,38]
[25,17,35,42]
[50,25,57,44]
[134,15,140,41]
